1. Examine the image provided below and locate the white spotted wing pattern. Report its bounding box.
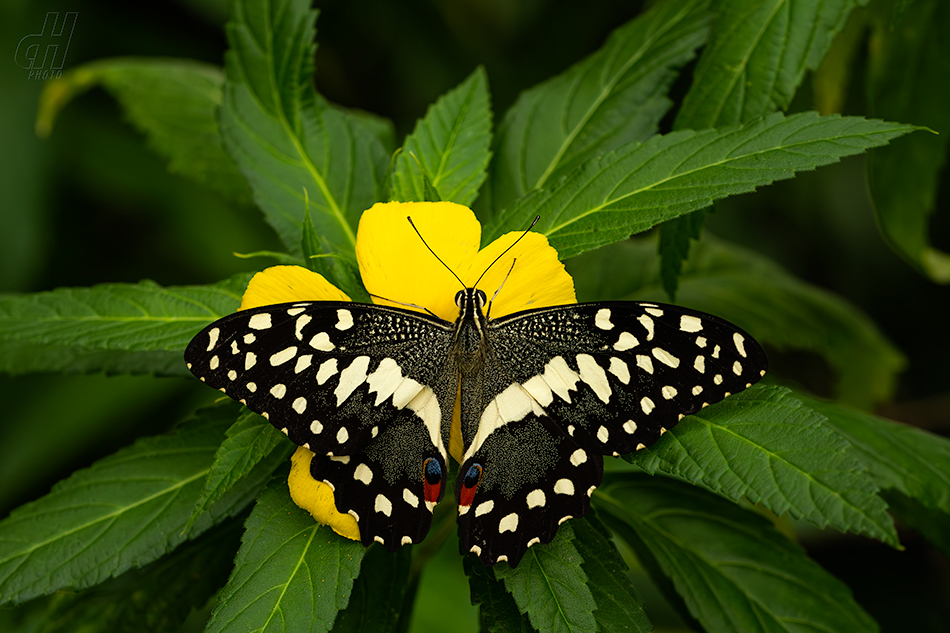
[185,291,766,567]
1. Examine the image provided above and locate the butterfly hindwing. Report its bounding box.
[455,301,767,566]
[185,301,458,547]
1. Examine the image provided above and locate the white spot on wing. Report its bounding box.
[522,374,554,407]
[366,357,405,406]
[244,352,256,370]
[576,354,611,403]
[645,307,664,317]
[337,427,349,443]
[336,309,353,330]
[310,420,323,434]
[570,448,587,466]
[375,494,393,516]
[295,314,312,340]
[270,384,286,399]
[638,314,655,340]
[334,356,370,405]
[662,385,678,400]
[403,488,419,507]
[526,489,546,508]
[309,331,334,351]
[614,331,639,351]
[206,328,220,351]
[316,358,338,385]
[680,315,703,332]
[608,357,630,384]
[498,513,519,533]
[623,420,637,434]
[636,354,654,374]
[354,463,373,484]
[641,397,655,414]
[597,426,609,443]
[594,308,614,330]
[270,346,297,366]
[554,479,575,495]
[733,360,743,375]
[734,332,747,357]
[292,396,307,413]
[295,354,312,373]
[652,347,680,368]
[248,313,272,330]
[475,500,494,517]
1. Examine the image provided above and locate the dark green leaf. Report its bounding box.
[803,397,950,521]
[300,204,369,302]
[186,409,291,531]
[572,514,652,633]
[657,210,704,300]
[205,474,365,633]
[598,475,879,633]
[332,545,412,633]
[484,112,917,259]
[489,0,711,215]
[464,555,536,633]
[630,386,898,546]
[36,58,251,202]
[676,0,867,130]
[221,0,387,256]
[867,0,950,282]
[569,236,906,407]
[392,67,492,206]
[492,522,596,633]
[0,403,268,605]
[18,517,242,633]
[0,274,249,377]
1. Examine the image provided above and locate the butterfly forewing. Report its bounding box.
[455,301,767,566]
[184,301,458,548]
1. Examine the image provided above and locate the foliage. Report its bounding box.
[1,0,948,631]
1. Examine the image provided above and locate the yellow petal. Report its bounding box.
[289,446,361,541]
[463,231,576,318]
[239,265,350,310]
[357,201,481,320]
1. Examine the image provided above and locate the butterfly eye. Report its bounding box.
[458,462,483,508]
[454,290,465,307]
[474,289,487,308]
[422,457,444,503]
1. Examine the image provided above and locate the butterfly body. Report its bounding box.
[186,289,766,567]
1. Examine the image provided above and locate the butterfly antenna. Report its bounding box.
[473,215,540,289]
[369,292,439,318]
[407,217,467,290]
[485,258,517,320]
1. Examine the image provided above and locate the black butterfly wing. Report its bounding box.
[456,301,767,566]
[185,301,459,548]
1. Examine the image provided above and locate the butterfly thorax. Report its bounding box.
[451,288,490,375]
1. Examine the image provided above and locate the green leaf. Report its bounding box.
[0,403,269,605]
[332,546,412,633]
[0,274,249,377]
[572,514,652,633]
[186,410,291,531]
[629,386,898,546]
[492,522,596,633]
[464,555,536,633]
[36,57,251,203]
[221,0,387,257]
[676,0,867,130]
[657,210,704,300]
[568,235,906,407]
[867,0,950,282]
[598,475,880,633]
[484,112,916,259]
[489,0,711,215]
[392,67,492,206]
[205,474,365,633]
[803,397,950,522]
[300,203,369,303]
[20,518,242,633]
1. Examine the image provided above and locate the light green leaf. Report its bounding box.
[205,475,365,633]
[492,522,596,633]
[489,0,711,215]
[392,67,492,206]
[569,235,905,407]
[484,112,916,259]
[0,403,267,605]
[572,515,652,633]
[867,0,950,282]
[598,476,879,632]
[221,0,387,257]
[630,386,898,546]
[676,0,867,130]
[186,410,291,531]
[0,274,249,376]
[37,57,251,202]
[803,396,950,521]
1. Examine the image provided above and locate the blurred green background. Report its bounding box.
[1,0,948,631]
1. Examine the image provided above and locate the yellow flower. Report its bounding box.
[241,201,575,541]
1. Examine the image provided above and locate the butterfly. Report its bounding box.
[185,265,767,566]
